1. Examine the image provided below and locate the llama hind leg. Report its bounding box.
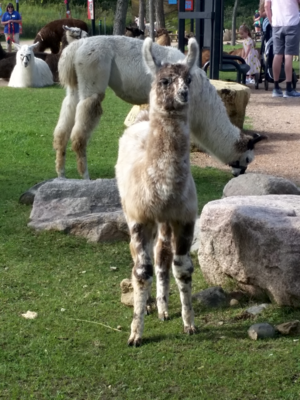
[70,93,105,179]
[171,221,196,334]
[53,88,79,177]
[128,221,155,347]
[154,223,173,321]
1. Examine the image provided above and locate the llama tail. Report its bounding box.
[58,39,84,89]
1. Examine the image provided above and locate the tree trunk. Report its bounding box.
[149,0,155,40]
[139,0,146,31]
[155,0,165,29]
[231,0,239,46]
[113,0,129,35]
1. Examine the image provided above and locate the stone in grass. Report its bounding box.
[192,286,229,308]
[248,323,277,340]
[276,320,300,336]
[19,179,55,205]
[246,304,270,316]
[120,278,134,307]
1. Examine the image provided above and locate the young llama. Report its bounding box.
[115,37,198,346]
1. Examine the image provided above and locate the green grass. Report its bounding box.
[1,86,300,399]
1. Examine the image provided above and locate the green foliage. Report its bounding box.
[1,83,300,400]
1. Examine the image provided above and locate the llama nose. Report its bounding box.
[179,89,188,102]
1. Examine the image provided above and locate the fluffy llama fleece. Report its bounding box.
[116,37,199,346]
[8,43,54,88]
[33,18,88,54]
[53,35,265,179]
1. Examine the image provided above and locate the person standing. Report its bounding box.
[265,0,300,97]
[1,2,22,52]
[239,24,261,84]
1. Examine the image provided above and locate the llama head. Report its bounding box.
[14,43,39,68]
[143,37,199,112]
[229,133,267,176]
[125,26,144,38]
[63,26,88,42]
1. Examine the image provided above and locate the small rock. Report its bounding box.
[248,323,277,340]
[192,286,229,308]
[276,320,300,336]
[246,304,270,315]
[229,298,240,307]
[120,278,134,307]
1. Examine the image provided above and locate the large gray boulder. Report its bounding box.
[29,178,129,242]
[223,173,300,198]
[198,195,300,306]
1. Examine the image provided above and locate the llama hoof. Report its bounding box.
[158,312,170,321]
[127,336,142,347]
[184,325,197,335]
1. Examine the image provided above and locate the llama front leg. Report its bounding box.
[53,88,79,178]
[128,221,155,347]
[70,93,105,179]
[171,221,196,334]
[154,223,173,321]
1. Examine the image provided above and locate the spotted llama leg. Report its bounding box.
[154,223,173,321]
[171,221,196,334]
[128,221,155,347]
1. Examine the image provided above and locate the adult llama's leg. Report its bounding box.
[171,221,196,334]
[70,92,105,180]
[53,88,79,178]
[128,221,156,347]
[154,223,173,321]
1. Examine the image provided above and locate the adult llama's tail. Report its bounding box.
[58,39,84,88]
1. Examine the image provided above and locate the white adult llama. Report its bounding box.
[53,36,265,179]
[9,43,54,88]
[116,37,198,346]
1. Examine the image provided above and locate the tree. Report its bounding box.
[231,0,239,46]
[138,0,146,31]
[155,0,165,29]
[113,0,129,35]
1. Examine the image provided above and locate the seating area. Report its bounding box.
[203,54,250,85]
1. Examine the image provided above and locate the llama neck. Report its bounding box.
[189,69,244,164]
[146,107,191,171]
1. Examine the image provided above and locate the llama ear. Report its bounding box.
[247,133,267,150]
[29,42,40,51]
[63,25,71,31]
[183,38,199,72]
[13,42,22,50]
[142,37,159,76]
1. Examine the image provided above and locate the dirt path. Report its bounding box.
[191,83,300,186]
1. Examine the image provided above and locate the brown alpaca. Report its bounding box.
[156,28,172,46]
[115,37,199,346]
[33,18,88,54]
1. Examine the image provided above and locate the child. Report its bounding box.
[239,24,260,84]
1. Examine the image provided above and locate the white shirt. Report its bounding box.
[265,0,300,26]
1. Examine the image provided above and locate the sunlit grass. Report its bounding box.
[1,86,300,400]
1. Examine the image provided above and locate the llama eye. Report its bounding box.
[161,78,169,85]
[186,76,192,84]
[246,157,249,163]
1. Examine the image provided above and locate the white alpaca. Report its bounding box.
[53,36,265,179]
[8,43,54,88]
[116,37,198,346]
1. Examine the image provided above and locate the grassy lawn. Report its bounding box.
[1,86,300,399]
